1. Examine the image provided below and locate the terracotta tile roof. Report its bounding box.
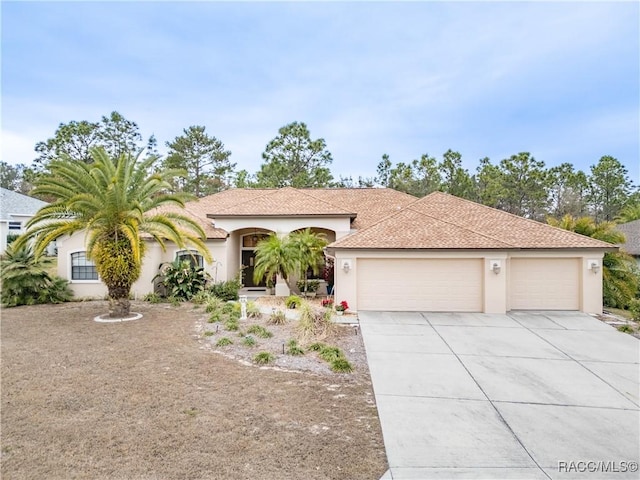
[616,219,640,256]
[330,192,616,250]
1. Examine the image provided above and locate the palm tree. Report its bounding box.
[548,215,639,308]
[0,242,73,307]
[252,233,299,291]
[289,228,328,290]
[616,202,640,223]
[17,148,212,317]
[252,229,328,293]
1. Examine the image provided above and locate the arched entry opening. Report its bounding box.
[241,232,271,288]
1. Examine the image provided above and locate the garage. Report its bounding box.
[357,258,483,312]
[509,258,580,310]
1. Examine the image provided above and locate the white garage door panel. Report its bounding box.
[510,258,580,310]
[358,259,483,312]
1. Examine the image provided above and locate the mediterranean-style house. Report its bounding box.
[55,187,615,314]
[0,187,52,254]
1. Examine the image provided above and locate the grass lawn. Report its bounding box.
[1,301,387,479]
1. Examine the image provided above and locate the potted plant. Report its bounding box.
[297,279,320,297]
[335,300,349,316]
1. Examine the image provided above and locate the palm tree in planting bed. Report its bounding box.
[17,148,212,317]
[252,229,327,293]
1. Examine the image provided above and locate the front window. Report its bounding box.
[8,221,21,230]
[176,250,204,268]
[71,252,98,280]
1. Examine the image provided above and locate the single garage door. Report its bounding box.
[357,258,483,311]
[510,258,580,310]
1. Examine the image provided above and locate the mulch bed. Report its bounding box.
[1,300,387,480]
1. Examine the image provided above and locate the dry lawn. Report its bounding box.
[1,301,387,479]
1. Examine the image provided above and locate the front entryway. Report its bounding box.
[241,250,266,288]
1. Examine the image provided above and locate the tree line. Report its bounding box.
[1,111,638,222]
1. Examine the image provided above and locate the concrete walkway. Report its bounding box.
[359,311,640,479]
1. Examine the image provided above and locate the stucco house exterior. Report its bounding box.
[55,187,615,314]
[0,187,52,254]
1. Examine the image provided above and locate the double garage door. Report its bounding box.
[357,257,581,312]
[357,258,484,312]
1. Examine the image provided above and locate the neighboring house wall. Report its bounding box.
[0,187,51,254]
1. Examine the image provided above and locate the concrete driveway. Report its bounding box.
[358,311,640,479]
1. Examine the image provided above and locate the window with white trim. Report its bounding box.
[176,250,204,268]
[8,221,21,230]
[71,252,98,280]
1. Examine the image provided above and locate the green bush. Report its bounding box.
[617,324,634,333]
[629,298,640,322]
[307,342,326,352]
[203,331,215,337]
[160,259,210,300]
[210,273,242,301]
[225,319,239,331]
[319,346,344,363]
[285,295,302,309]
[0,243,73,307]
[241,335,257,347]
[247,325,273,338]
[205,296,225,313]
[286,339,305,356]
[216,337,233,347]
[330,358,353,373]
[253,352,275,364]
[143,292,163,304]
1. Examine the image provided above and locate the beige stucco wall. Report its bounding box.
[214,217,351,240]
[57,231,228,299]
[332,249,606,314]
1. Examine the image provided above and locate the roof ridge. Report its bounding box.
[422,191,615,249]
[213,188,288,215]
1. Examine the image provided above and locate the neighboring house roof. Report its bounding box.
[0,187,48,220]
[329,192,616,250]
[616,219,640,256]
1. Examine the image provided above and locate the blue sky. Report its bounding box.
[2,1,639,182]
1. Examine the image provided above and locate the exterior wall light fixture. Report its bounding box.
[490,260,501,275]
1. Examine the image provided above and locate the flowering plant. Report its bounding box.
[321,298,334,308]
[335,300,349,312]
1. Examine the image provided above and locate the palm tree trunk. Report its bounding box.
[108,286,131,318]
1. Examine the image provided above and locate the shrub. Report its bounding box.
[203,331,214,337]
[307,342,326,352]
[216,337,233,347]
[0,243,73,307]
[286,339,305,356]
[247,325,273,338]
[241,335,257,347]
[209,273,242,301]
[143,292,162,304]
[225,319,239,331]
[629,299,640,322]
[222,302,235,314]
[297,302,335,342]
[205,296,225,314]
[319,345,344,363]
[231,300,261,319]
[617,324,634,333]
[267,309,287,325]
[330,358,353,373]
[253,352,275,364]
[160,259,210,300]
[208,311,222,323]
[191,290,213,305]
[285,295,302,309]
